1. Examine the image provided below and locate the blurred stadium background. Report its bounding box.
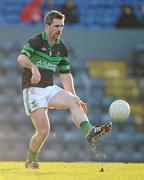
[0,0,144,163]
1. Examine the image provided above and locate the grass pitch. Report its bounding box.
[0,162,143,180]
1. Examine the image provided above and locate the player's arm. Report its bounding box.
[60,73,76,95]
[17,53,41,85]
[17,54,36,69]
[58,43,87,113]
[17,38,41,84]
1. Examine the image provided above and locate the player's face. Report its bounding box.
[46,18,64,40]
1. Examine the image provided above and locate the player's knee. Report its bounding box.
[37,126,49,139]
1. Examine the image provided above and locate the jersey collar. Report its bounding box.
[42,31,60,47]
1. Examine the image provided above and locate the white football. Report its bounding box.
[109,100,130,121]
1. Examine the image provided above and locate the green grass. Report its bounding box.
[0,162,144,180]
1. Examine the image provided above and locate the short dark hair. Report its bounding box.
[44,10,65,25]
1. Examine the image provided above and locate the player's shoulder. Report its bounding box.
[27,33,43,49]
[59,39,69,56]
[28,33,42,43]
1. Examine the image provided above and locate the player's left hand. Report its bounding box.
[80,100,88,114]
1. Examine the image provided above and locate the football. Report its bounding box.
[109,99,130,121]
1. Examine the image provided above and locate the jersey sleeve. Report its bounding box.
[58,44,71,74]
[20,37,38,58]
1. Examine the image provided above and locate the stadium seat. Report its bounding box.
[0,0,141,28]
[87,60,127,79]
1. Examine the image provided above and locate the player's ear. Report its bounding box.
[45,23,50,29]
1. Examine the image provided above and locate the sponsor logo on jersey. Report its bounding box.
[36,60,57,71]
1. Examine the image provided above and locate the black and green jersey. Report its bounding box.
[20,31,71,89]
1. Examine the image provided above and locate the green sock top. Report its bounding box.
[27,149,38,161]
[80,121,93,136]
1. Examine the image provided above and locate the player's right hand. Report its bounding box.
[31,66,41,84]
[80,101,88,114]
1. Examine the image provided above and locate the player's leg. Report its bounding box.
[49,90,89,127]
[25,108,50,169]
[49,90,112,151]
